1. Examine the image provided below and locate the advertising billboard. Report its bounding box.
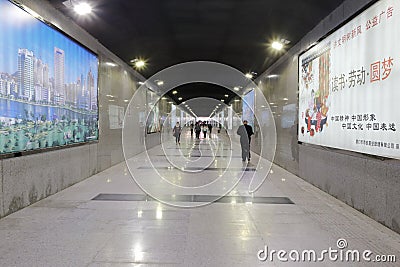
[298,0,400,159]
[0,0,99,155]
[146,90,160,134]
[242,89,255,127]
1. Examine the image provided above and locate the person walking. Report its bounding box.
[173,122,182,144]
[190,122,194,138]
[195,122,201,139]
[202,123,208,138]
[236,120,254,162]
[208,123,212,137]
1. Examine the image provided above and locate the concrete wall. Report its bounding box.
[255,0,400,233]
[0,0,156,217]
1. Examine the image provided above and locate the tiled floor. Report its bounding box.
[0,131,399,266]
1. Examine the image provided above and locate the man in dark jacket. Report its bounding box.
[195,122,201,139]
[236,120,254,162]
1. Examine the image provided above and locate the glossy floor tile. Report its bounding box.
[0,132,399,266]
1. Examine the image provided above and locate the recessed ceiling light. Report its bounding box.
[245,73,253,79]
[74,2,92,15]
[221,99,225,102]
[156,80,164,86]
[172,90,178,95]
[271,41,283,50]
[130,59,146,69]
[135,60,145,68]
[224,94,229,98]
[233,86,240,91]
[178,97,183,101]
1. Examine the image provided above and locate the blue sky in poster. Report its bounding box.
[0,0,98,84]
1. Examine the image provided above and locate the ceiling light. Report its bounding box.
[156,80,164,86]
[134,60,145,69]
[234,99,240,102]
[168,101,173,104]
[233,87,240,91]
[130,59,146,69]
[272,41,283,50]
[267,74,279,78]
[178,97,182,101]
[245,73,253,79]
[224,94,229,98]
[73,2,92,15]
[283,97,289,101]
[221,99,225,102]
[172,90,177,95]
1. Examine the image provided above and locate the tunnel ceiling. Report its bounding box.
[48,0,346,107]
[168,83,238,117]
[168,83,236,104]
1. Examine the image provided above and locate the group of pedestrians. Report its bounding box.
[173,121,215,144]
[190,121,213,139]
[173,120,254,163]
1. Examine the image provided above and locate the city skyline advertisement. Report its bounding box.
[0,0,99,154]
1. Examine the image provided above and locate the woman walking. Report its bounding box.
[173,122,182,144]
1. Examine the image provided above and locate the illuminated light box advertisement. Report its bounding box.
[0,0,99,154]
[298,0,400,159]
[146,90,160,134]
[242,89,255,127]
[109,105,124,129]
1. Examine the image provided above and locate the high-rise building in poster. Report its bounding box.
[34,58,44,86]
[87,69,96,111]
[18,48,34,101]
[54,47,65,105]
[43,64,49,88]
